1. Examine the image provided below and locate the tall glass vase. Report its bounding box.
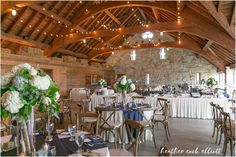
[121,90,127,107]
[16,110,35,156]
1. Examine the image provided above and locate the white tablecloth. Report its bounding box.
[167,97,230,119]
[90,94,231,119]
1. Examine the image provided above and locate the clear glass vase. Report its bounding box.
[122,91,127,107]
[16,112,35,156]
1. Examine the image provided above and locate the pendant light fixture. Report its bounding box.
[160,48,166,60]
[12,7,17,16]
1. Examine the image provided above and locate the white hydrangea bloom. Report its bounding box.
[130,83,135,91]
[55,91,60,101]
[1,73,13,88]
[41,97,52,105]
[30,75,51,90]
[13,76,28,91]
[12,63,31,74]
[29,67,38,76]
[1,91,24,114]
[120,77,127,85]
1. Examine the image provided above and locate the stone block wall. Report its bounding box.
[1,47,114,96]
[106,47,220,88]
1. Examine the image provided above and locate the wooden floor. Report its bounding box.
[62,116,233,156]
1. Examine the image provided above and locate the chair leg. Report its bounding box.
[222,139,228,156]
[212,122,216,138]
[230,139,233,156]
[166,122,170,136]
[218,128,223,145]
[163,122,169,141]
[215,127,219,144]
[151,126,157,148]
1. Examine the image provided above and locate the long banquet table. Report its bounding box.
[90,94,231,119]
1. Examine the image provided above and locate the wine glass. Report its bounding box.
[75,134,84,154]
[46,123,54,141]
[47,146,56,156]
[68,124,76,141]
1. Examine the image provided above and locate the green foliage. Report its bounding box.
[0,108,9,120]
[206,77,218,87]
[20,68,32,80]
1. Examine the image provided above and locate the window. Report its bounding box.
[218,72,225,89]
[195,72,201,85]
[226,66,236,94]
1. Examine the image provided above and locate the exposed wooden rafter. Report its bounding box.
[29,4,72,26]
[104,10,124,27]
[200,1,235,39]
[1,32,50,49]
[57,48,87,59]
[202,40,213,51]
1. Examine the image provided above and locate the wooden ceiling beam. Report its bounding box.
[104,10,124,27]
[202,40,214,51]
[5,7,28,33]
[57,48,87,59]
[152,8,160,23]
[90,58,106,63]
[1,1,39,14]
[88,39,225,71]
[230,4,235,26]
[29,4,72,26]
[200,1,235,39]
[138,8,147,21]
[1,32,50,49]
[44,19,235,57]
[218,1,222,12]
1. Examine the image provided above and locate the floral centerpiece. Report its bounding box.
[113,75,136,106]
[0,63,60,155]
[98,79,107,88]
[206,77,218,88]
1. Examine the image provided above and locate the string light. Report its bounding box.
[178,32,181,44]
[177,0,181,24]
[42,8,46,10]
[12,7,17,16]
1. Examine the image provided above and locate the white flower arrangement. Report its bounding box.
[98,79,107,87]
[113,75,136,93]
[1,63,60,120]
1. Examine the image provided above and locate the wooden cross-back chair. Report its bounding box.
[81,98,91,113]
[62,98,73,124]
[210,102,217,138]
[131,96,146,104]
[125,119,144,156]
[103,96,117,105]
[156,98,169,112]
[215,105,224,145]
[136,107,157,148]
[77,112,99,134]
[95,107,122,148]
[153,99,170,140]
[221,111,235,156]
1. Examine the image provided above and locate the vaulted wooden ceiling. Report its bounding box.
[1,1,235,71]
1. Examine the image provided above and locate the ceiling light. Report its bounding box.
[160,32,164,36]
[12,7,17,16]
[142,31,154,40]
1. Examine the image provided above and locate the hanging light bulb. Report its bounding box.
[12,7,17,16]
[142,31,154,40]
[130,50,136,61]
[160,48,166,60]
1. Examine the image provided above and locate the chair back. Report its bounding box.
[95,107,120,132]
[221,111,233,137]
[103,96,117,105]
[215,105,223,124]
[132,96,146,104]
[157,98,169,112]
[125,119,144,156]
[81,99,91,113]
[77,112,99,134]
[210,102,216,120]
[154,98,169,121]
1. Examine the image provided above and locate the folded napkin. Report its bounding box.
[83,138,107,150]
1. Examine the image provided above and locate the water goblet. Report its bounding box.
[47,146,56,156]
[46,123,54,141]
[68,124,76,141]
[75,134,85,154]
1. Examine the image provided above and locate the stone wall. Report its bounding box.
[106,47,220,88]
[1,47,114,96]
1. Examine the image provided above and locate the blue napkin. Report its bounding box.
[82,138,107,150]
